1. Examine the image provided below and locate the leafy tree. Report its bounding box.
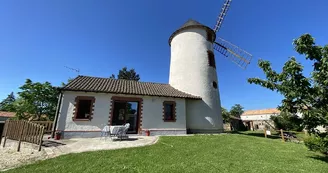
[110,67,140,81]
[222,105,247,131]
[0,92,16,112]
[229,104,244,118]
[221,104,244,122]
[12,97,35,120]
[221,107,231,122]
[270,112,303,131]
[61,77,74,87]
[109,74,115,79]
[17,79,59,121]
[248,33,328,134]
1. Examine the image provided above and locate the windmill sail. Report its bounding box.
[213,37,253,69]
[213,0,232,33]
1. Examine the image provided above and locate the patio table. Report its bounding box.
[110,125,126,136]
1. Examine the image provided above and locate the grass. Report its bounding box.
[6,133,328,173]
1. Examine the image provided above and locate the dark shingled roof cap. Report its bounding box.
[168,19,216,45]
[61,75,202,100]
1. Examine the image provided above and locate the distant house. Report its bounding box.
[241,108,327,132]
[240,108,280,130]
[223,116,245,131]
[0,111,15,136]
[0,111,15,122]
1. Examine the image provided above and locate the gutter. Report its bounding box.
[51,91,63,138]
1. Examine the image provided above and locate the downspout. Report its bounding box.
[51,91,63,138]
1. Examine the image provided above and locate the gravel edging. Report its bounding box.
[0,140,49,171]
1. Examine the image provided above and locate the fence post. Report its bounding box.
[32,123,36,144]
[38,126,45,151]
[264,128,267,138]
[280,129,285,142]
[2,120,9,147]
[17,121,26,152]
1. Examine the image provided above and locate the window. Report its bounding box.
[73,96,95,121]
[213,81,218,89]
[163,101,176,122]
[207,50,216,68]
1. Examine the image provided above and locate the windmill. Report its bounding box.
[212,0,252,69]
[167,0,253,133]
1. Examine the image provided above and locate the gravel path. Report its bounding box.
[0,140,48,171]
[0,136,158,171]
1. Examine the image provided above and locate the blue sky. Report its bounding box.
[1,0,328,110]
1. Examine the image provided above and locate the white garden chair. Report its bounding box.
[117,123,130,141]
[100,125,112,140]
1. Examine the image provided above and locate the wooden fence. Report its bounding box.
[32,121,53,134]
[1,120,45,151]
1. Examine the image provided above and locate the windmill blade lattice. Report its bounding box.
[213,0,232,33]
[213,37,253,69]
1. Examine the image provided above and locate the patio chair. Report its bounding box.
[100,125,112,140]
[117,123,130,141]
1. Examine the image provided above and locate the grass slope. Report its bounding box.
[6,134,328,173]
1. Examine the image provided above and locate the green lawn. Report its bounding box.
[6,134,328,173]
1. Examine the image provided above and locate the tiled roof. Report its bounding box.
[0,111,15,118]
[61,75,202,100]
[241,108,280,116]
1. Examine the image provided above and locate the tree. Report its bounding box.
[0,92,16,112]
[17,79,59,121]
[248,34,328,134]
[221,107,231,122]
[61,77,74,87]
[109,74,115,79]
[229,104,244,118]
[110,67,140,81]
[270,112,303,131]
[222,104,247,131]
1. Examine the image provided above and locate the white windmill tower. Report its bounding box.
[168,0,252,133]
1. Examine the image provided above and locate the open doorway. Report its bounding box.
[111,100,140,134]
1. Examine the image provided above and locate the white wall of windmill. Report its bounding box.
[169,27,223,133]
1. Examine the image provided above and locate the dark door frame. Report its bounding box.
[109,96,143,134]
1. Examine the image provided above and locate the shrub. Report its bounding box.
[270,112,303,131]
[304,133,328,155]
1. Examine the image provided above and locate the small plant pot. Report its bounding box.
[145,130,150,136]
[55,131,62,140]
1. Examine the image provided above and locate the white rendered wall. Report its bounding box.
[56,91,187,138]
[241,114,279,121]
[56,91,111,138]
[141,96,186,132]
[169,28,223,132]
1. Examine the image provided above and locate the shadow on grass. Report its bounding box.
[308,155,328,163]
[229,131,281,139]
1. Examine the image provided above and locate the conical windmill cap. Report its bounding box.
[168,19,216,46]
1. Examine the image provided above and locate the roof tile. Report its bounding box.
[61,76,202,99]
[0,111,15,118]
[241,108,280,116]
